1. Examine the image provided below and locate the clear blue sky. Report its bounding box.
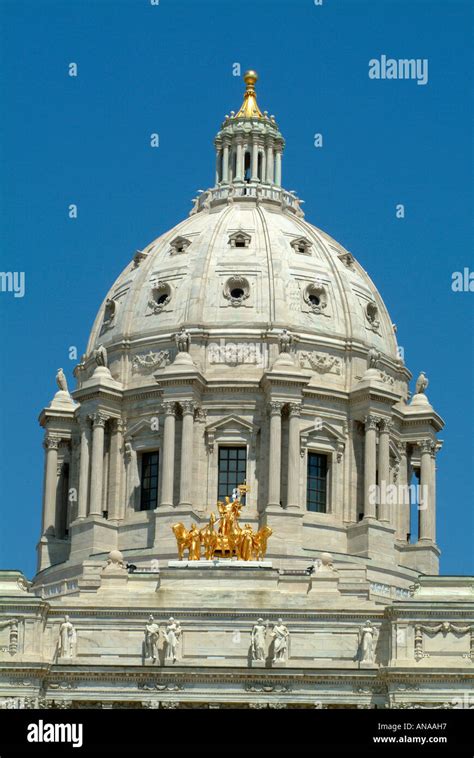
[0,0,472,578]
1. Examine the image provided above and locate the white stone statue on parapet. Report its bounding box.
[164,617,181,663]
[359,620,376,664]
[251,618,266,661]
[58,615,76,658]
[144,615,160,663]
[272,618,289,662]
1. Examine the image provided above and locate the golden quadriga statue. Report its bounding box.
[172,486,272,561]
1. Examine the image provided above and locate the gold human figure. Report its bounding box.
[188,523,201,561]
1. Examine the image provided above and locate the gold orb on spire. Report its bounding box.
[235,69,263,119]
[243,70,258,88]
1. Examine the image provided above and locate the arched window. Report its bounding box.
[257,152,263,181]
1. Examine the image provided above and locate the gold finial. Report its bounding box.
[235,69,263,119]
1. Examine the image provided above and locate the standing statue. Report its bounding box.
[175,327,191,353]
[255,183,263,205]
[58,616,76,658]
[271,619,289,662]
[94,344,108,367]
[359,620,376,664]
[56,368,68,392]
[251,618,267,662]
[415,371,429,395]
[367,348,380,370]
[278,328,293,354]
[164,618,181,663]
[144,615,160,663]
[227,184,235,205]
[187,524,201,561]
[238,523,255,561]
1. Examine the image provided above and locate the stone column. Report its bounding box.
[395,442,409,541]
[274,149,282,187]
[363,415,378,519]
[267,401,283,509]
[215,150,221,185]
[378,418,391,522]
[287,403,301,510]
[160,401,176,507]
[222,143,229,183]
[251,141,259,181]
[107,418,125,521]
[266,143,274,184]
[419,440,434,541]
[89,412,109,517]
[77,417,91,520]
[42,435,60,535]
[430,446,437,543]
[235,140,243,181]
[179,401,195,508]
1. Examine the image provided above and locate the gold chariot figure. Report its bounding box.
[171,484,272,561]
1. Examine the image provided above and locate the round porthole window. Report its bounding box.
[224,277,250,307]
[148,281,171,314]
[304,281,327,313]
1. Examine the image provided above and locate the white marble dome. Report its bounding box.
[86,198,399,385]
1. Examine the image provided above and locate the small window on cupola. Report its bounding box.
[228,231,251,249]
[290,236,312,255]
[170,236,191,255]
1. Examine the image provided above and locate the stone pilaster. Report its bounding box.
[108,418,125,521]
[363,414,378,520]
[179,401,195,508]
[267,401,283,510]
[160,401,176,508]
[286,403,301,510]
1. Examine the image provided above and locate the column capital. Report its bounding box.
[90,411,110,428]
[396,440,407,456]
[418,438,436,455]
[161,401,176,417]
[43,435,60,451]
[194,407,207,423]
[112,417,126,434]
[181,400,196,416]
[288,402,302,417]
[267,400,284,416]
[378,417,393,433]
[364,414,379,431]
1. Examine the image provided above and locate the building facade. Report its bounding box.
[1,72,472,710]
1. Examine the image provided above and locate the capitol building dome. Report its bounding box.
[37,71,443,588]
